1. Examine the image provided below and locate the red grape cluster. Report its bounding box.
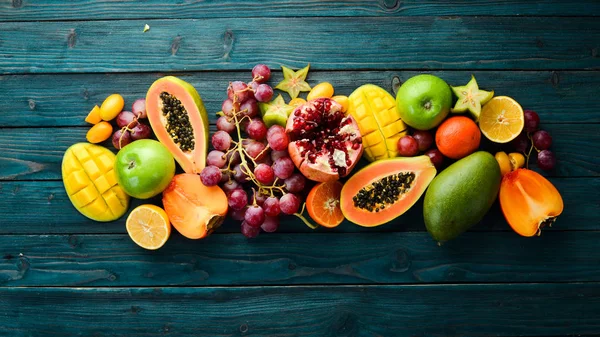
[511,110,556,171]
[112,98,152,149]
[200,64,308,238]
[397,130,444,169]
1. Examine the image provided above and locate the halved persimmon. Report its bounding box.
[499,168,563,237]
[306,181,345,228]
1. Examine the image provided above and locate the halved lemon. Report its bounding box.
[479,96,524,143]
[126,204,171,250]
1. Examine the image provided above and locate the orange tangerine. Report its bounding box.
[479,96,524,143]
[126,204,171,250]
[435,116,481,160]
[306,181,345,228]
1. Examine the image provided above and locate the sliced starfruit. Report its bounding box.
[451,75,494,122]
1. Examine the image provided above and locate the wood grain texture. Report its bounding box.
[2,0,600,21]
[1,17,599,74]
[1,124,597,181]
[1,284,599,336]
[2,70,598,127]
[1,231,599,286]
[0,178,595,234]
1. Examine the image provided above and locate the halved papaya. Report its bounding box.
[340,156,436,227]
[146,76,209,174]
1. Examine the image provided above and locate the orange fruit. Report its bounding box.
[85,105,102,124]
[126,204,171,250]
[435,116,481,160]
[479,96,524,143]
[306,181,345,228]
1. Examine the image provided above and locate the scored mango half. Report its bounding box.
[347,84,408,162]
[62,143,130,221]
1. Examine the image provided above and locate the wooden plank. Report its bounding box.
[0,178,596,234]
[1,17,599,74]
[1,124,597,181]
[1,231,600,286]
[2,70,598,127]
[0,284,599,336]
[2,0,600,21]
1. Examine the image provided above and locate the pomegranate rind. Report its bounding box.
[286,98,364,183]
[499,168,564,237]
[340,156,436,227]
[147,76,209,174]
[162,174,228,239]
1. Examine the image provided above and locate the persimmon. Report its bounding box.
[499,169,563,237]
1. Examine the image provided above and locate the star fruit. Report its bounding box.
[451,75,494,122]
[259,94,294,127]
[275,64,312,100]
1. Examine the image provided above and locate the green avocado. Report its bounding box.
[423,151,501,242]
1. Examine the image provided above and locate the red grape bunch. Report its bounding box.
[200,64,308,238]
[511,110,556,171]
[112,98,152,149]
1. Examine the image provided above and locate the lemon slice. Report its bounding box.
[126,205,171,250]
[479,96,524,143]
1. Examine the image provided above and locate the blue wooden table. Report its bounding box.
[1,1,599,335]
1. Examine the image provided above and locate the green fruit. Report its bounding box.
[451,75,494,122]
[395,74,452,130]
[423,151,501,242]
[115,139,176,199]
[259,94,294,127]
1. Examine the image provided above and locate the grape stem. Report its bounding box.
[294,203,318,230]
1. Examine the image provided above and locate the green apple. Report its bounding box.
[396,74,452,130]
[115,139,175,199]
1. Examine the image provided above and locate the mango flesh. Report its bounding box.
[423,151,501,242]
[62,143,130,221]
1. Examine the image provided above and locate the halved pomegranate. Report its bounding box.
[286,98,363,182]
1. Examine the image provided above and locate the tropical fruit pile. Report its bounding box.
[61,64,564,249]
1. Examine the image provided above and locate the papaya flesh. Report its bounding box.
[162,174,228,239]
[340,156,436,227]
[147,76,209,174]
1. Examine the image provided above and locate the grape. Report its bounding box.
[241,221,260,238]
[254,84,274,103]
[272,157,295,180]
[532,130,552,150]
[511,132,530,153]
[257,155,273,166]
[229,207,246,221]
[112,129,132,149]
[228,81,252,103]
[271,150,288,162]
[244,205,265,228]
[222,99,239,117]
[200,165,222,186]
[228,189,248,210]
[233,164,250,182]
[254,163,275,185]
[132,98,147,119]
[263,197,280,217]
[212,131,232,151]
[221,179,240,194]
[248,81,259,92]
[524,110,540,133]
[252,190,268,206]
[261,216,280,233]
[425,149,444,170]
[244,140,267,161]
[267,130,290,151]
[240,98,259,118]
[284,173,305,193]
[246,118,268,140]
[397,136,419,157]
[252,64,271,83]
[537,150,556,171]
[220,171,232,184]
[267,125,285,139]
[130,123,152,140]
[412,130,433,152]
[226,150,241,166]
[207,150,227,168]
[216,116,236,134]
[116,111,138,128]
[279,193,300,215]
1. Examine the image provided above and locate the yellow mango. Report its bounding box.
[348,84,408,162]
[62,143,130,221]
